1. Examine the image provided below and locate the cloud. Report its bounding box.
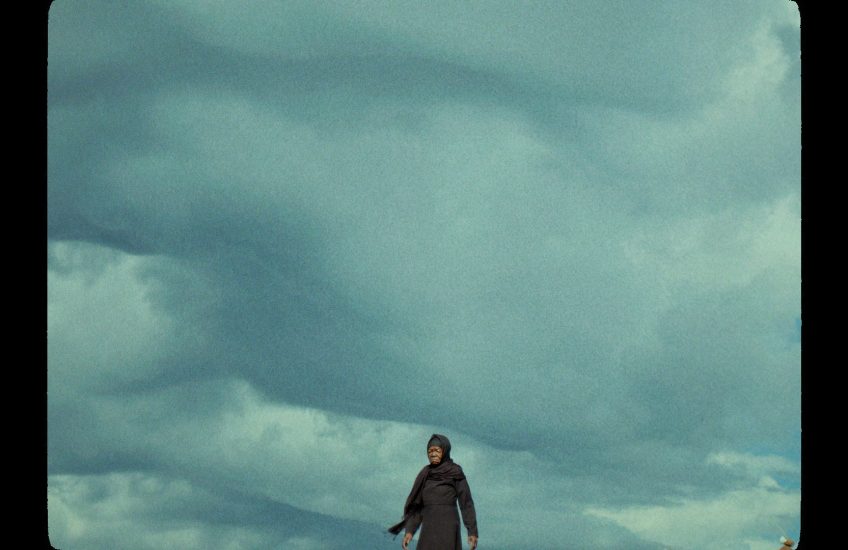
[48,367,798,549]
[49,370,659,548]
[585,449,800,548]
[48,1,800,547]
[143,0,797,114]
[586,484,799,549]
[48,471,386,550]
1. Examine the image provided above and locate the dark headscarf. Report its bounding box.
[387,434,466,536]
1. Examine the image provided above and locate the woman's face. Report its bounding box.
[427,446,444,465]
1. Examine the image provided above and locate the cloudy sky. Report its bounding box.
[47,1,801,548]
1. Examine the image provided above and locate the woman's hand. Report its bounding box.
[402,532,413,549]
[468,535,478,549]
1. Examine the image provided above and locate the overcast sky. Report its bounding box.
[47,1,801,548]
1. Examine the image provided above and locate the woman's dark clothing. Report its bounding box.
[405,475,477,549]
[388,434,478,550]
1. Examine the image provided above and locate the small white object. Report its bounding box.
[780,536,787,543]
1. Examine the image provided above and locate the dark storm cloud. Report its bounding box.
[48,471,399,549]
[48,1,801,547]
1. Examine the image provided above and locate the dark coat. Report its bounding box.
[388,434,478,550]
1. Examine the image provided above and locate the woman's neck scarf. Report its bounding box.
[387,434,466,536]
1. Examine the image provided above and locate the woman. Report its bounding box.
[388,434,478,550]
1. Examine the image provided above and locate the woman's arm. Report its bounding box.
[456,477,478,539]
[401,513,422,550]
[404,511,423,537]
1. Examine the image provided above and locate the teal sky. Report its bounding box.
[47,1,801,548]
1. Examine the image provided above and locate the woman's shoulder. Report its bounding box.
[447,462,467,480]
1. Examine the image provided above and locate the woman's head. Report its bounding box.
[427,445,444,465]
[427,434,452,465]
